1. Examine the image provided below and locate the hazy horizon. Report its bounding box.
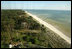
[1,9,71,11]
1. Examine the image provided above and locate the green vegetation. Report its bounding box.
[1,10,52,48]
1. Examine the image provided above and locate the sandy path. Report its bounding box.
[25,11,71,44]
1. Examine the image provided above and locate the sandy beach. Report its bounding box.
[25,11,71,44]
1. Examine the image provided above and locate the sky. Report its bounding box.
[1,1,71,10]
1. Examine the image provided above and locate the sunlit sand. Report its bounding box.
[25,11,71,44]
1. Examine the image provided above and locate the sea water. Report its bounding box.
[24,9,71,38]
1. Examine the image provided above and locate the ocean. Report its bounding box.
[23,9,71,38]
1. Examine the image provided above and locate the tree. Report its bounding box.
[34,38,39,45]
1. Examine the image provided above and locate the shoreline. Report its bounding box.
[25,11,71,44]
[41,18,71,38]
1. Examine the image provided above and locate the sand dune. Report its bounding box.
[25,11,71,44]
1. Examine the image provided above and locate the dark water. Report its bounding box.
[23,9,71,38]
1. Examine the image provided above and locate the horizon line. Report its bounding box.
[1,9,71,11]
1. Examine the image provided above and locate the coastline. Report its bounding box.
[25,11,71,44]
[41,18,71,38]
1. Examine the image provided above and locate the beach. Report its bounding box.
[25,11,71,44]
